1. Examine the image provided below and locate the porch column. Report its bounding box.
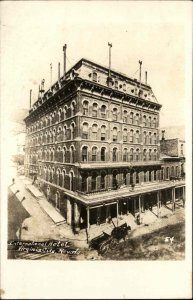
[157,191,160,218]
[97,207,101,225]
[116,201,119,225]
[182,186,185,207]
[87,206,90,230]
[133,198,136,216]
[172,188,175,213]
[139,195,141,216]
[106,205,110,222]
[66,198,72,225]
[74,202,80,233]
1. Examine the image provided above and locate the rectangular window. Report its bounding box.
[82,132,88,139]
[123,135,127,142]
[92,110,97,117]
[113,135,117,142]
[83,108,88,116]
[101,133,106,141]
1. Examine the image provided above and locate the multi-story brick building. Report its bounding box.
[160,131,185,180]
[24,50,185,233]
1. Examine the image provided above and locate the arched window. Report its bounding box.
[176,166,179,177]
[144,171,148,182]
[148,149,152,160]
[123,110,127,123]
[101,172,106,189]
[143,149,147,161]
[112,148,117,162]
[63,125,67,141]
[112,108,118,121]
[71,123,75,140]
[56,169,60,186]
[57,127,62,142]
[136,149,140,161]
[92,147,97,161]
[92,124,98,140]
[58,108,62,122]
[81,172,87,192]
[123,83,126,91]
[63,107,67,119]
[93,72,97,82]
[57,147,62,162]
[171,166,174,177]
[123,148,127,162]
[166,167,170,179]
[50,168,54,183]
[143,131,147,144]
[115,80,118,89]
[82,123,88,139]
[130,129,134,143]
[82,146,88,162]
[130,148,134,161]
[149,116,152,127]
[153,149,157,160]
[113,127,118,142]
[69,171,74,191]
[48,167,51,182]
[101,105,106,119]
[71,102,75,117]
[153,117,157,128]
[153,133,157,144]
[123,129,127,142]
[101,125,106,141]
[136,130,140,143]
[149,132,152,144]
[180,144,184,155]
[92,103,98,117]
[63,147,66,163]
[130,112,134,124]
[83,101,88,116]
[101,147,106,161]
[70,146,75,163]
[53,129,56,143]
[135,113,140,125]
[91,172,97,191]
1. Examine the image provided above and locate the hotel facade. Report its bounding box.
[24,48,185,233]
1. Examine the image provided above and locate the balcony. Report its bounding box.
[78,160,162,169]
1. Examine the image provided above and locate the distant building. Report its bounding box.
[160,130,185,179]
[24,47,185,233]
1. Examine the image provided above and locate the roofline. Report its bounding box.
[67,57,152,89]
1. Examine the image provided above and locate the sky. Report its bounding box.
[1,1,191,129]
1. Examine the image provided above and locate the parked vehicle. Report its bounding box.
[89,221,131,255]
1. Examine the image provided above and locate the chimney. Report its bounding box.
[30,89,32,108]
[161,130,165,140]
[58,62,60,82]
[50,63,52,87]
[63,44,67,78]
[139,60,142,84]
[145,71,147,85]
[107,42,113,87]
